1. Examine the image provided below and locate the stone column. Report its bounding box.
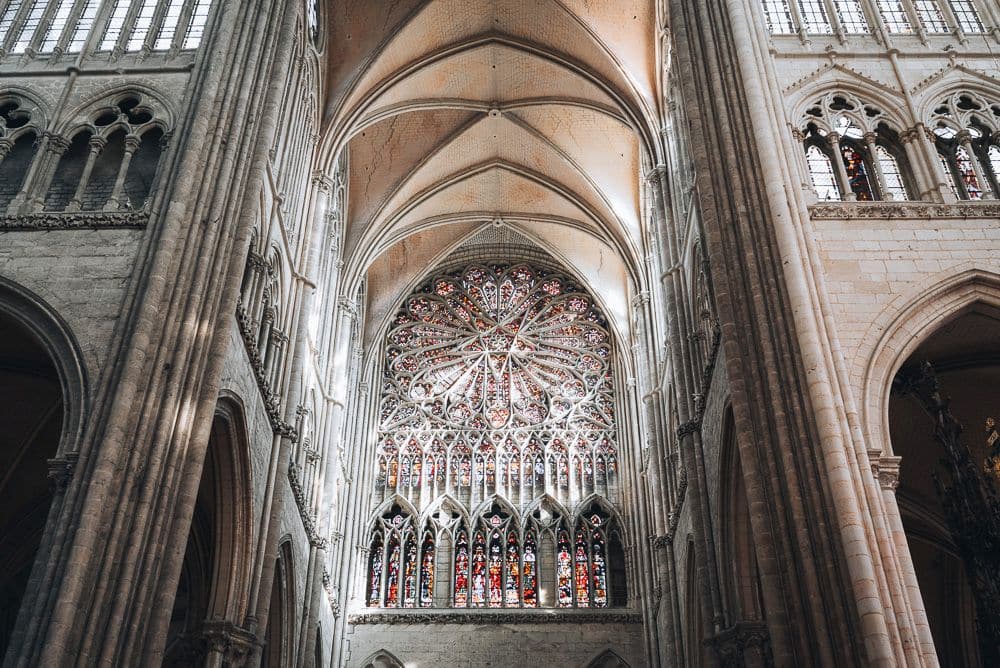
[105,134,143,209]
[826,132,855,200]
[66,135,107,211]
[864,132,893,200]
[957,130,994,199]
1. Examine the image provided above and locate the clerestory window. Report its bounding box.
[0,0,214,57]
[800,93,913,202]
[930,92,1000,200]
[760,0,987,34]
[365,263,627,609]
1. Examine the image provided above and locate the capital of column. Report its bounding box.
[312,170,336,193]
[88,135,108,152]
[824,131,842,148]
[644,163,667,183]
[871,455,902,490]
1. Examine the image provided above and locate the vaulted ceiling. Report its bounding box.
[319,1,665,347]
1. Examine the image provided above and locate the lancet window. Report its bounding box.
[799,92,912,202]
[0,0,213,57]
[761,0,986,35]
[929,92,1000,201]
[366,262,626,609]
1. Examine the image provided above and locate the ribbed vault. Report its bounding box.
[321,1,662,349]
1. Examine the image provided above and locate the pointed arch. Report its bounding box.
[860,266,1000,456]
[360,649,404,668]
[585,648,632,668]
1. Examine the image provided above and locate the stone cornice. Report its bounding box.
[347,609,643,625]
[0,211,148,230]
[808,202,1000,220]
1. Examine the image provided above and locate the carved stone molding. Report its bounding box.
[871,455,902,491]
[706,621,772,667]
[808,202,1000,220]
[47,452,79,491]
[288,461,326,548]
[234,306,297,439]
[347,610,643,625]
[199,620,259,666]
[0,211,148,230]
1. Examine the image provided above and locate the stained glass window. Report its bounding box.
[557,529,573,607]
[366,262,625,609]
[402,534,418,608]
[955,146,983,199]
[523,531,538,608]
[833,0,869,32]
[806,145,841,201]
[385,533,401,607]
[876,147,908,200]
[842,144,874,200]
[761,0,795,33]
[471,530,487,607]
[574,529,590,607]
[420,533,435,607]
[876,0,912,31]
[367,533,383,606]
[454,529,470,607]
[592,526,608,608]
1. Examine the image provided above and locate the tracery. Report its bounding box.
[365,263,627,609]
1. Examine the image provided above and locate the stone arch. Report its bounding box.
[585,648,631,668]
[867,264,1000,665]
[0,277,87,455]
[162,395,257,666]
[860,266,1000,457]
[359,649,404,668]
[915,79,1000,127]
[0,278,86,659]
[262,540,295,668]
[717,404,765,626]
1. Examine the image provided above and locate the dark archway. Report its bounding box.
[0,312,62,659]
[0,280,84,663]
[163,400,254,666]
[889,304,1000,666]
[262,542,294,668]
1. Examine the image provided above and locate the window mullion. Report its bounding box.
[49,0,85,55]
[171,0,196,51]
[3,0,34,55]
[142,0,170,52]
[936,0,966,40]
[784,0,811,43]
[859,0,893,43]
[27,0,65,56]
[823,0,849,41]
[112,0,145,58]
[900,0,930,42]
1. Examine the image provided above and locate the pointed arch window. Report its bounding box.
[365,262,626,609]
[930,92,1000,200]
[801,94,914,201]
